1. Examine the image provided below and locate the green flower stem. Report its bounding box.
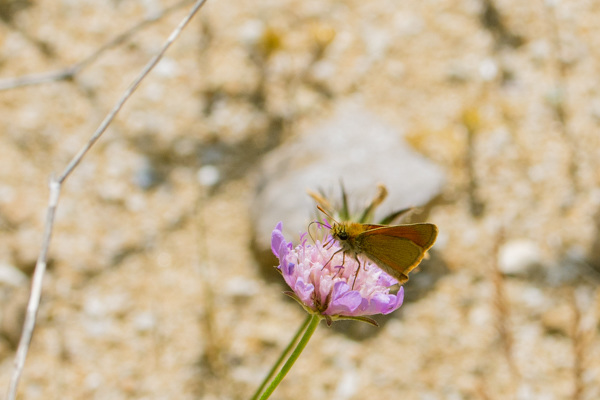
[253,314,321,400]
[250,315,311,400]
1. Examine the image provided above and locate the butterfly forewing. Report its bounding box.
[361,223,438,250]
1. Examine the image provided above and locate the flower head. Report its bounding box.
[271,222,404,325]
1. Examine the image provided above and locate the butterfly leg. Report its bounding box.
[323,236,336,250]
[322,248,343,270]
[332,251,347,278]
[351,255,361,290]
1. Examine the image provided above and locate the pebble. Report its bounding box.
[197,165,221,188]
[479,58,499,81]
[133,311,157,333]
[498,239,542,276]
[0,262,28,287]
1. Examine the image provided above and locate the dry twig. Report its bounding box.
[569,287,597,400]
[5,1,209,398]
[0,0,194,91]
[491,230,520,386]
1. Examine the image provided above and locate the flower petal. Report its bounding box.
[325,282,362,315]
[327,291,363,315]
[366,287,404,315]
[377,273,398,287]
[271,222,286,257]
[294,279,315,307]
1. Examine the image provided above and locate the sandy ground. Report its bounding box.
[1,0,600,399]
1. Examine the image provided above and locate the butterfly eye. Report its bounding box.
[338,231,349,240]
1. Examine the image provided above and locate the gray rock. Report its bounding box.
[251,103,445,264]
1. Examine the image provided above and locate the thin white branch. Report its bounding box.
[0,0,194,91]
[5,1,208,399]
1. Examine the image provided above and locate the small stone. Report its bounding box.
[132,158,161,190]
[238,19,265,45]
[154,57,178,78]
[197,165,221,187]
[334,369,359,399]
[479,58,498,81]
[133,311,157,333]
[84,372,103,390]
[498,240,542,276]
[0,262,28,287]
[84,297,107,317]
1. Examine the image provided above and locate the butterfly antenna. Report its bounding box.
[317,205,338,226]
[307,220,325,244]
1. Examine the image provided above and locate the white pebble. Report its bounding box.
[499,240,542,275]
[0,263,28,287]
[197,165,221,187]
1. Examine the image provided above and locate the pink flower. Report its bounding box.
[271,222,404,325]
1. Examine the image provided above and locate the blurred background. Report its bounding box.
[0,0,599,398]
